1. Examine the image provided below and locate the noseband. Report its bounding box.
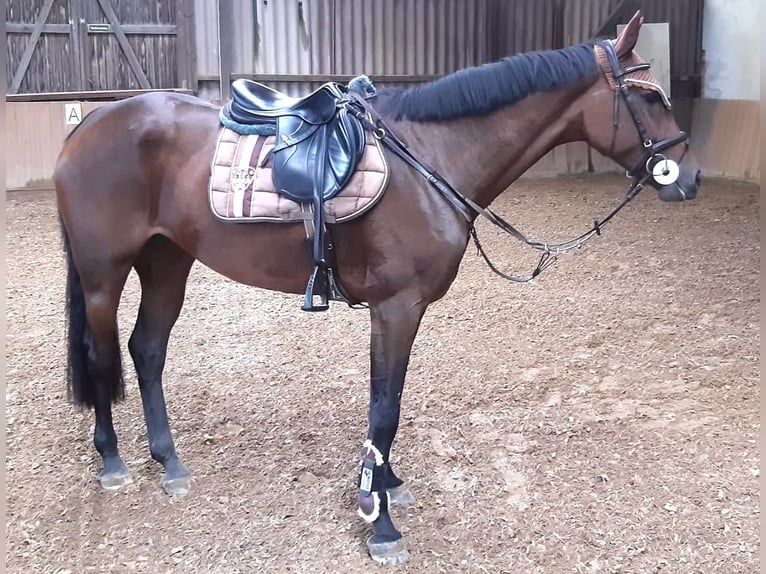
[599,40,689,188]
[346,40,692,283]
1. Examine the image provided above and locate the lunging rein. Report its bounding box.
[347,39,690,284]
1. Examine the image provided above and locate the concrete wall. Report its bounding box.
[702,0,760,100]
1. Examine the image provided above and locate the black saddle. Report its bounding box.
[221,78,369,311]
[229,80,340,124]
[226,79,365,204]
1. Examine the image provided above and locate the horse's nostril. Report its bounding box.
[695,170,702,187]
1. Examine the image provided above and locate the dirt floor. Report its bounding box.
[5,174,760,574]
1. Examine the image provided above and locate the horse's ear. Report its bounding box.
[614,10,644,58]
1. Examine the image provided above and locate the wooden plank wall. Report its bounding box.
[5,98,759,191]
[689,99,760,181]
[7,0,195,94]
[582,98,759,182]
[5,101,107,190]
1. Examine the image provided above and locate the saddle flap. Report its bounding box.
[272,107,366,203]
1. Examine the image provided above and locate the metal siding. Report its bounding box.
[560,0,704,96]
[489,0,560,59]
[330,0,487,78]
[254,0,312,76]
[563,0,621,45]
[193,0,704,98]
[231,0,255,73]
[641,0,704,96]
[194,0,219,77]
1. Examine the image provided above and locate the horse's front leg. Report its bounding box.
[358,295,426,566]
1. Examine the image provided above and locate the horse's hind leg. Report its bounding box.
[128,236,194,496]
[64,243,134,489]
[87,285,133,489]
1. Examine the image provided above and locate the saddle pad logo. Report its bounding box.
[230,166,256,193]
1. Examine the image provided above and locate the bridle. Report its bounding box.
[345,39,691,284]
[600,40,690,192]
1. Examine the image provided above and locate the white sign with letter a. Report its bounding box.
[65,102,83,125]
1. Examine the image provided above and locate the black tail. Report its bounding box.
[61,222,125,408]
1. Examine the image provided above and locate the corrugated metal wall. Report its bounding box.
[197,0,492,98]
[488,0,562,57]
[564,0,619,45]
[196,0,703,100]
[331,0,489,77]
[560,0,704,96]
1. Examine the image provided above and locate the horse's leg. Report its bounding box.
[71,259,134,489]
[127,236,194,496]
[87,288,133,489]
[358,295,427,566]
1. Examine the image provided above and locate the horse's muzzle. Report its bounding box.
[656,167,700,202]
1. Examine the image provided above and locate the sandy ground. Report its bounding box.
[5,174,759,573]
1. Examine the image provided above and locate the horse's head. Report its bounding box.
[581,11,701,201]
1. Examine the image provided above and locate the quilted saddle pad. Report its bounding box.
[208,127,389,223]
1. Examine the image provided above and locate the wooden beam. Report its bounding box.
[9,0,56,94]
[95,0,152,89]
[6,88,194,103]
[176,0,198,91]
[113,24,178,35]
[7,23,70,34]
[7,23,177,35]
[70,0,88,91]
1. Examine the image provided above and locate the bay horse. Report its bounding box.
[54,13,700,565]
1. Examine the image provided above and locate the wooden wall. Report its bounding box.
[7,0,196,95]
[5,98,759,192]
[5,101,107,190]
[689,99,760,181]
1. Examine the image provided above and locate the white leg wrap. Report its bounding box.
[357,491,391,523]
[357,440,388,523]
[361,439,385,466]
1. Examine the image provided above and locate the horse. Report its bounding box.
[54,12,700,565]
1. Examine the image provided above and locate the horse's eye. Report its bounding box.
[642,91,662,105]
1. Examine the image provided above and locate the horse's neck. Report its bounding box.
[406,83,590,207]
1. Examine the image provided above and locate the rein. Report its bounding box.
[345,39,688,283]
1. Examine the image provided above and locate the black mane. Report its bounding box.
[373,42,600,122]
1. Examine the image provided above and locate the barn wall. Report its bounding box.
[5,101,107,190]
[6,1,757,190]
[690,99,760,181]
[701,0,759,101]
[195,0,492,99]
[6,0,196,95]
[5,98,756,192]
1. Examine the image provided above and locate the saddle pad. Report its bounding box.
[208,127,389,223]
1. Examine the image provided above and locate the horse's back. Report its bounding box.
[59,92,217,159]
[55,92,219,196]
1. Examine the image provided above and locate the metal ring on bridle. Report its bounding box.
[646,153,667,174]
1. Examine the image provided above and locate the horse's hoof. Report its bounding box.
[99,470,132,490]
[161,475,191,497]
[367,537,410,566]
[387,483,416,507]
